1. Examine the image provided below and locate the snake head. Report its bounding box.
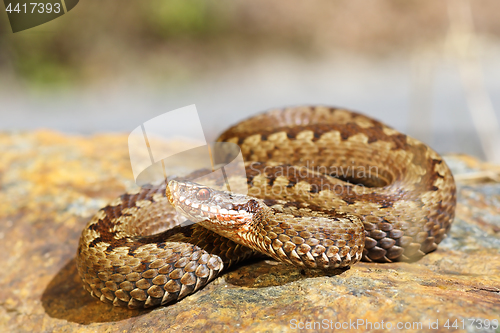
[166,180,261,228]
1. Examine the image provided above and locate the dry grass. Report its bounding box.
[1,0,500,84]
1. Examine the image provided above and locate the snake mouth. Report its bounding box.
[166,180,254,226]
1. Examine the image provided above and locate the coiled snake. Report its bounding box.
[77,106,456,308]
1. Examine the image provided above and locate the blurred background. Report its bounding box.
[0,0,499,162]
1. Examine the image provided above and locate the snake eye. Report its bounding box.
[196,188,211,201]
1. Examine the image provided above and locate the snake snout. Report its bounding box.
[166,180,216,223]
[165,180,175,203]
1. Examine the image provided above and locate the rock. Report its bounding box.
[0,131,499,332]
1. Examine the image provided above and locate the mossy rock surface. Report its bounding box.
[0,131,499,332]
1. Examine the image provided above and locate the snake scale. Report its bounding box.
[77,106,456,308]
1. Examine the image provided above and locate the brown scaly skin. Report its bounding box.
[166,180,365,270]
[76,106,456,308]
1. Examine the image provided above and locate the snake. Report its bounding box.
[76,106,457,309]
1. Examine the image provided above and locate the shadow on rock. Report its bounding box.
[41,257,150,324]
[224,259,349,288]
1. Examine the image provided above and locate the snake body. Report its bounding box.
[77,106,456,308]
